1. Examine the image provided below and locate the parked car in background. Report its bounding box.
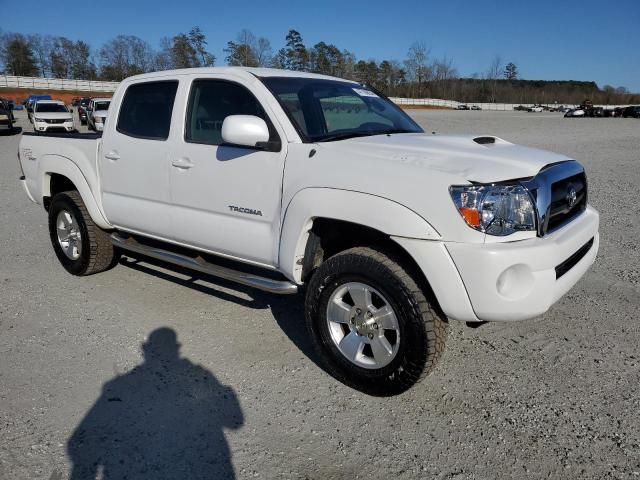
[470,105,482,110]
[513,105,528,111]
[612,107,624,117]
[558,106,572,113]
[622,106,640,118]
[527,105,544,112]
[71,97,81,107]
[26,94,53,122]
[87,98,111,131]
[77,97,91,125]
[32,100,74,132]
[0,98,16,133]
[17,67,600,395]
[457,104,469,110]
[565,108,585,118]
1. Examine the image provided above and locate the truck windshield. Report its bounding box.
[260,77,423,142]
[94,101,110,111]
[35,103,68,113]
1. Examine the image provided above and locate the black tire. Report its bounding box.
[305,246,447,396]
[48,191,119,276]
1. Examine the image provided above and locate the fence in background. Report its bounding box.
[389,97,580,111]
[389,97,633,110]
[1,75,629,109]
[0,75,119,92]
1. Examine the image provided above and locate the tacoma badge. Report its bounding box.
[228,205,263,216]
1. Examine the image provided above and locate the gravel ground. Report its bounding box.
[1,109,638,479]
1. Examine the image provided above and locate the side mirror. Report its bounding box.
[221,115,276,150]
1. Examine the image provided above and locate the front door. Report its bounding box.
[169,77,287,267]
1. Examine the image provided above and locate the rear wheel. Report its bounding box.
[305,247,447,396]
[48,191,119,275]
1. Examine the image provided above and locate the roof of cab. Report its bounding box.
[122,67,358,85]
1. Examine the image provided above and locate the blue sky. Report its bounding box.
[1,0,639,91]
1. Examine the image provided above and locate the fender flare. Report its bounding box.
[39,155,111,229]
[279,188,440,283]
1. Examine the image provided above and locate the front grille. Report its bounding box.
[546,172,587,232]
[521,161,588,237]
[45,119,65,124]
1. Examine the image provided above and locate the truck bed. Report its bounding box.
[19,131,103,211]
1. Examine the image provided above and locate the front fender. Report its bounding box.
[279,188,440,283]
[39,155,111,229]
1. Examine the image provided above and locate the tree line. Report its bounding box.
[1,28,637,104]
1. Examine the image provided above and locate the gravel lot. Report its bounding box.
[1,109,638,479]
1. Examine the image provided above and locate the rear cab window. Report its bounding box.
[117,81,179,140]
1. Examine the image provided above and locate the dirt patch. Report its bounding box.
[0,87,113,105]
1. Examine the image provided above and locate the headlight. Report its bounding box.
[449,184,536,236]
[34,117,42,122]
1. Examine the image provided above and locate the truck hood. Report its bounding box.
[319,133,571,184]
[288,132,578,241]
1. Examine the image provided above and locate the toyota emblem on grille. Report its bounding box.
[566,186,577,208]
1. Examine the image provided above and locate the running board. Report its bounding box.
[111,234,298,295]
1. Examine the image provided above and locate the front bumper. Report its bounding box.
[394,205,599,322]
[33,121,74,132]
[446,206,599,321]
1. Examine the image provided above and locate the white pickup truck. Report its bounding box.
[18,67,599,395]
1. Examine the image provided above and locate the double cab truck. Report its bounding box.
[18,67,599,395]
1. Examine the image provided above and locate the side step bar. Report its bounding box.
[111,233,298,295]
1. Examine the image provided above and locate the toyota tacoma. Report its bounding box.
[18,68,599,395]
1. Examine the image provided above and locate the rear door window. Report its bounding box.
[117,81,178,140]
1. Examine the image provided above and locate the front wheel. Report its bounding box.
[48,191,119,275]
[305,247,447,396]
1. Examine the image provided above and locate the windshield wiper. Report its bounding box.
[316,131,377,142]
[316,129,415,143]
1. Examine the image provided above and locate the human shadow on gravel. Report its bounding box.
[0,126,22,136]
[67,327,244,479]
[119,256,323,370]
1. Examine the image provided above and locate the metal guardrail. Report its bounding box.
[0,75,119,92]
[389,97,630,110]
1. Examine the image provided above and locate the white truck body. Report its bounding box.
[18,67,599,322]
[17,67,599,393]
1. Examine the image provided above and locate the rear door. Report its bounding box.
[100,80,179,237]
[168,75,287,266]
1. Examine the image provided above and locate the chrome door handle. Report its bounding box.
[171,158,194,169]
[104,151,120,161]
